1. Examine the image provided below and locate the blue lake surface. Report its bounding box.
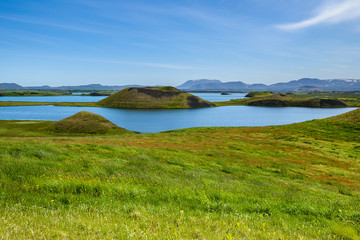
[191,92,247,102]
[0,92,246,103]
[0,105,356,133]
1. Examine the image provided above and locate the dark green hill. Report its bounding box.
[246,94,347,108]
[217,93,348,108]
[245,91,273,97]
[97,86,215,109]
[46,111,130,134]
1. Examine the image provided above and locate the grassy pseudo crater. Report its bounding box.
[46,111,131,134]
[217,93,348,108]
[0,109,359,239]
[97,86,215,109]
[0,111,132,137]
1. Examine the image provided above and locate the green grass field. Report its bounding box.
[0,109,359,239]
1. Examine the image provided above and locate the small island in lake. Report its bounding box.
[216,92,349,108]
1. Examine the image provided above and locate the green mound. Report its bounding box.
[247,94,347,108]
[245,91,273,97]
[46,111,130,134]
[97,86,215,109]
[326,108,360,126]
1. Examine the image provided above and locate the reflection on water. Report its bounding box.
[0,105,356,133]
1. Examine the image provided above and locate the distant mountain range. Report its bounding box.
[177,78,360,92]
[1,78,360,92]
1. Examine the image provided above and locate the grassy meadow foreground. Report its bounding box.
[0,109,360,239]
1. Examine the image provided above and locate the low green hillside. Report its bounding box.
[245,91,273,97]
[302,91,360,107]
[217,93,348,108]
[324,107,360,129]
[0,109,359,239]
[247,95,347,107]
[98,86,215,109]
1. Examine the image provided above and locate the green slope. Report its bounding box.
[217,93,348,108]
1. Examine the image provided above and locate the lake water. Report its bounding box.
[191,92,247,102]
[0,92,246,103]
[0,105,355,133]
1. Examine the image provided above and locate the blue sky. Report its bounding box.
[1,0,360,86]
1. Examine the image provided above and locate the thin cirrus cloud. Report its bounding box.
[86,59,195,70]
[9,53,195,70]
[276,0,360,30]
[0,15,101,34]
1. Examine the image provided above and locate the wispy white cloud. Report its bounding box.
[83,59,195,70]
[6,53,194,70]
[0,15,101,33]
[0,40,15,46]
[276,0,360,30]
[80,1,245,32]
